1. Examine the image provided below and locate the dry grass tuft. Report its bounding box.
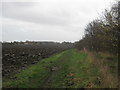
[86,51,118,88]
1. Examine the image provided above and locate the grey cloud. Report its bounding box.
[2,0,114,42]
[2,2,72,26]
[2,19,81,42]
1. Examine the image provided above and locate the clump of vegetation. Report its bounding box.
[75,1,119,88]
[75,1,119,54]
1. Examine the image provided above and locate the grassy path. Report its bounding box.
[3,49,117,88]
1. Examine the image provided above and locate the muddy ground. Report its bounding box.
[2,42,74,78]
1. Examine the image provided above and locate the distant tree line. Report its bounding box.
[2,41,74,45]
[76,1,119,54]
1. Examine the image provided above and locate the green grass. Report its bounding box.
[3,49,116,88]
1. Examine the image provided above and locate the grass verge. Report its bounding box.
[3,49,118,88]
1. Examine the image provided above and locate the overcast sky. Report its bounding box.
[1,0,114,42]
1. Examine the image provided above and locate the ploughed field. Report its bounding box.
[2,42,74,78]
